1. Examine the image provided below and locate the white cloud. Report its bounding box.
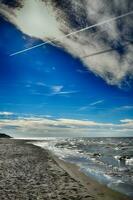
[0,0,133,86]
[119,119,133,128]
[120,119,133,123]
[0,112,14,116]
[51,85,64,93]
[0,115,132,137]
[0,0,62,39]
[50,85,77,96]
[58,118,113,127]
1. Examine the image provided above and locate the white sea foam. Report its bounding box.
[126,158,133,166]
[31,137,133,197]
[114,155,121,160]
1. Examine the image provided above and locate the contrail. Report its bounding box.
[83,48,115,58]
[10,10,133,56]
[82,42,132,58]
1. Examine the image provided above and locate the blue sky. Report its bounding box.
[0,13,133,137]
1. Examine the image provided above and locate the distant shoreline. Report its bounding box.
[0,133,12,138]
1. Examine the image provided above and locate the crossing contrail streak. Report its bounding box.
[10,10,133,56]
[82,42,132,58]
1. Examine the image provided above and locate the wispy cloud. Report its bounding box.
[115,105,133,111]
[79,106,90,111]
[89,100,104,106]
[28,84,77,97]
[51,85,64,94]
[50,85,78,96]
[55,91,78,95]
[79,100,104,111]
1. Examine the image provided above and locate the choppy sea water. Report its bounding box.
[32,137,133,197]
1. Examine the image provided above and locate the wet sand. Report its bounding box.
[0,139,131,200]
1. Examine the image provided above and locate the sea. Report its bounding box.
[32,137,133,197]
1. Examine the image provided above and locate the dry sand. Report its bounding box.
[0,139,131,200]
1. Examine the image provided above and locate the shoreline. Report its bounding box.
[42,147,131,200]
[0,139,131,200]
[30,139,131,200]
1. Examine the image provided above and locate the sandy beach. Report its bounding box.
[0,139,131,200]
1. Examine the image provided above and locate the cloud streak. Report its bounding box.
[51,85,64,94]
[79,99,104,110]
[89,100,104,106]
[50,85,78,96]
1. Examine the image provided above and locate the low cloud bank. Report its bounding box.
[0,113,132,137]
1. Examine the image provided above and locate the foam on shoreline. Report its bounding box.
[31,140,131,200]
